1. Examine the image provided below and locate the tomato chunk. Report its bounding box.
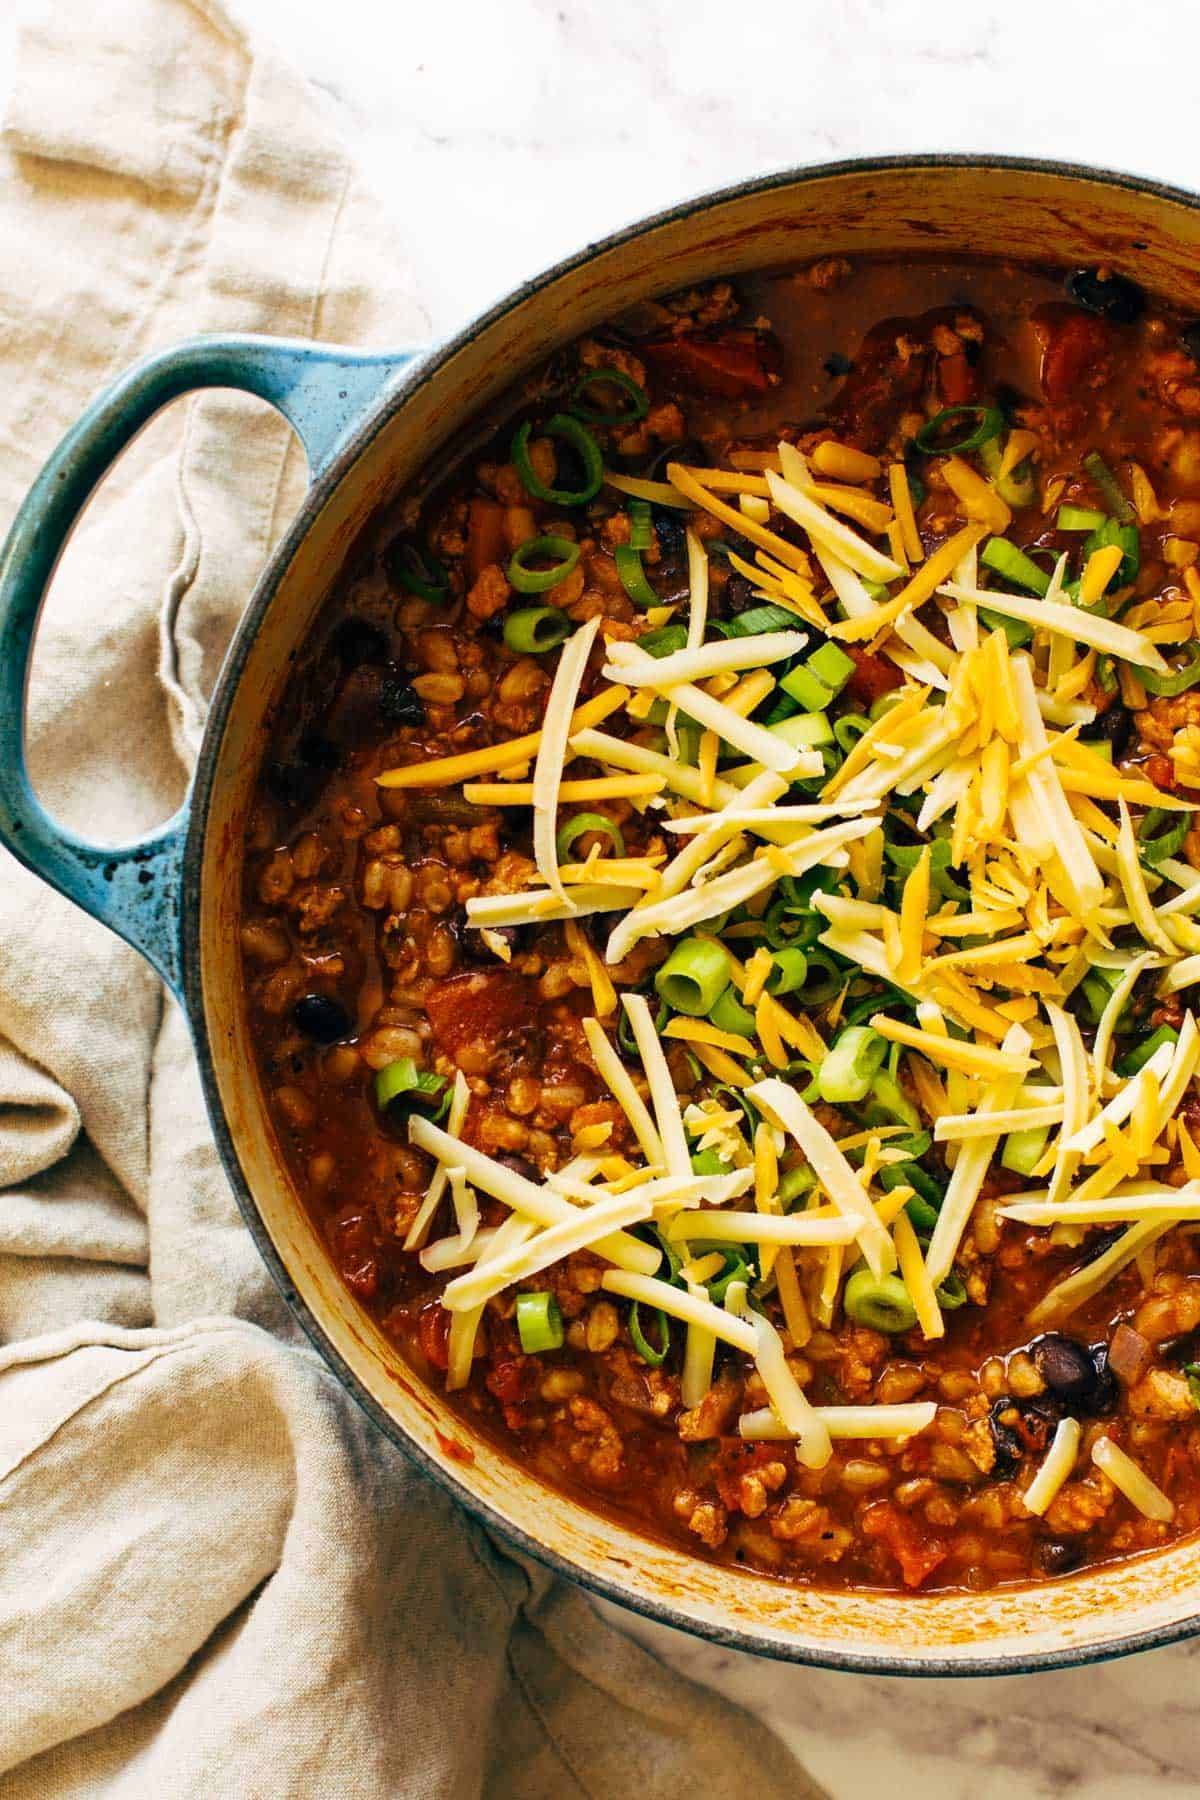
[862,1500,948,1589]
[845,646,903,706]
[641,329,780,398]
[937,351,978,407]
[417,1302,451,1371]
[424,968,533,1063]
[1033,307,1114,403]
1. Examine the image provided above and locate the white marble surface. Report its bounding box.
[5,0,1200,1791]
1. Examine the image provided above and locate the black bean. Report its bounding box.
[1079,702,1132,759]
[988,1399,1023,1479]
[1084,1342,1119,1416]
[330,618,388,667]
[651,510,687,564]
[1182,322,1200,364]
[495,1151,539,1183]
[1036,1539,1083,1576]
[823,351,853,377]
[725,572,758,614]
[1030,1333,1099,1404]
[379,675,425,727]
[1065,267,1145,325]
[292,994,353,1045]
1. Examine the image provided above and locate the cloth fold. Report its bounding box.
[0,2,814,1793]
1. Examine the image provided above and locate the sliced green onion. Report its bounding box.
[638,624,688,657]
[979,436,1035,509]
[511,414,604,507]
[388,541,450,602]
[914,404,1004,455]
[503,606,572,654]
[817,1025,887,1104]
[778,1165,818,1208]
[867,690,907,723]
[1136,648,1200,696]
[885,837,969,901]
[1184,1362,1200,1412]
[374,1059,447,1121]
[690,1148,728,1177]
[843,1269,918,1333]
[628,1300,670,1366]
[569,366,649,426]
[766,948,809,996]
[1139,807,1193,867]
[935,1272,968,1310]
[1056,504,1107,533]
[516,1291,565,1354]
[1116,1025,1180,1078]
[861,577,892,604]
[1096,654,1118,694]
[1083,450,1135,523]
[709,985,758,1037]
[628,499,654,550]
[769,710,834,750]
[1078,964,1127,1026]
[712,604,801,638]
[797,947,842,1005]
[508,534,582,595]
[655,937,732,1016]
[781,663,834,712]
[614,543,658,607]
[834,713,870,753]
[808,641,856,693]
[1001,1124,1050,1177]
[980,536,1052,596]
[863,1068,922,1134]
[705,1251,756,1304]
[556,812,625,861]
[978,607,1034,649]
[1082,517,1139,589]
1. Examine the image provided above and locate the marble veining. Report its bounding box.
[5,0,1200,1789]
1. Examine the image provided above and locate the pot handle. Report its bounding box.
[0,334,420,996]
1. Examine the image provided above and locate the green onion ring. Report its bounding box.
[765,948,809,996]
[515,1291,565,1353]
[833,713,871,754]
[914,404,1005,455]
[388,541,450,602]
[507,534,581,596]
[842,1269,918,1334]
[934,1272,968,1310]
[502,606,572,655]
[613,543,658,607]
[655,937,732,1017]
[1139,806,1193,865]
[628,1300,670,1366]
[555,812,625,862]
[1136,647,1200,697]
[569,366,650,425]
[511,414,604,506]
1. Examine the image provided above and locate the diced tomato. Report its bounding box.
[641,329,781,398]
[862,1500,948,1589]
[937,351,978,406]
[845,645,903,706]
[329,1207,380,1299]
[466,497,505,583]
[417,1303,451,1371]
[424,968,533,1062]
[486,1356,537,1407]
[1033,308,1114,404]
[1145,753,1178,793]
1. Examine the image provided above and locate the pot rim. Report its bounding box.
[185,151,1200,1675]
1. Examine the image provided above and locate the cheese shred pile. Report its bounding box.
[377,434,1200,1474]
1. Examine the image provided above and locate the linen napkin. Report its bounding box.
[0,1,815,1794]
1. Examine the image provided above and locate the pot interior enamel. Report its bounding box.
[195,159,1200,1671]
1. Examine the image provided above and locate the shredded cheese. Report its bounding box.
[1092,1436,1175,1522]
[739,1402,937,1441]
[1023,1417,1081,1516]
[749,1077,897,1277]
[378,684,625,788]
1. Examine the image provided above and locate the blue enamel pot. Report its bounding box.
[4,157,1200,1673]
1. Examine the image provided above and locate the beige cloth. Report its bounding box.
[0,2,815,1795]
